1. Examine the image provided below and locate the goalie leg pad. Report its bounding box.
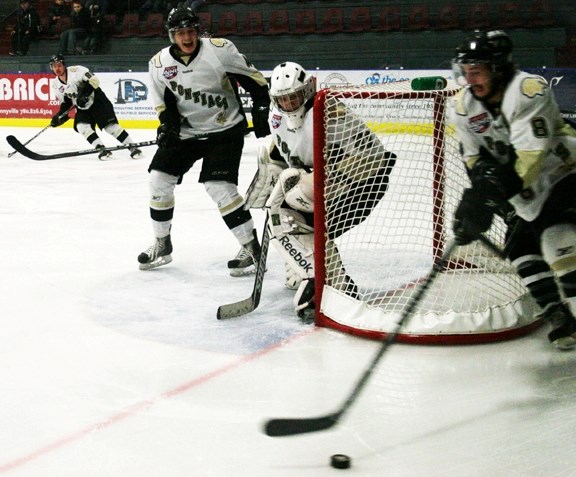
[269,208,314,280]
[244,145,287,210]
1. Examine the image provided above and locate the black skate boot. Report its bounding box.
[542,303,576,350]
[130,147,143,159]
[138,235,173,271]
[228,230,260,277]
[96,144,113,161]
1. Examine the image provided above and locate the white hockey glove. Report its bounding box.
[244,145,287,209]
[277,168,314,213]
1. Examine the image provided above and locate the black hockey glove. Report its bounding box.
[251,105,270,138]
[156,123,181,149]
[468,151,523,203]
[453,188,494,246]
[50,112,69,128]
[76,81,94,108]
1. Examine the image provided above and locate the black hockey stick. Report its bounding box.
[7,106,75,158]
[6,135,157,161]
[217,213,270,319]
[263,239,459,437]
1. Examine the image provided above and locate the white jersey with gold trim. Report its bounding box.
[268,105,314,169]
[452,70,576,221]
[149,37,268,139]
[50,65,98,110]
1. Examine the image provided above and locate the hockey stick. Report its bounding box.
[217,212,270,319]
[6,135,158,161]
[7,106,75,158]
[7,126,255,161]
[263,239,459,437]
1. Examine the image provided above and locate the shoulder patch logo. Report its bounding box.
[210,38,227,48]
[271,114,282,129]
[521,77,547,98]
[468,112,490,133]
[163,66,178,80]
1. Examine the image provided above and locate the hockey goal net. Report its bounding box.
[313,80,540,344]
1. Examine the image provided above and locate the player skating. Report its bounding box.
[49,54,142,161]
[451,30,576,349]
[245,62,396,321]
[138,7,270,273]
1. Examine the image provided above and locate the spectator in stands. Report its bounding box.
[82,0,104,54]
[59,1,91,55]
[10,0,40,56]
[182,0,205,12]
[47,0,70,37]
[85,0,109,15]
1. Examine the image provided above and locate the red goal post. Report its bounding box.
[312,81,541,344]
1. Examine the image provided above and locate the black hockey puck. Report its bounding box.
[330,454,351,469]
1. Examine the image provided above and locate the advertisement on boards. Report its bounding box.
[1,68,575,127]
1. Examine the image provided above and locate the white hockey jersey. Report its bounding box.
[148,37,268,139]
[268,105,314,169]
[50,65,98,110]
[452,70,576,221]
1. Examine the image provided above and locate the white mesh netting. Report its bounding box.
[314,81,539,343]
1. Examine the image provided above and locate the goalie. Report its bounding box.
[245,62,396,321]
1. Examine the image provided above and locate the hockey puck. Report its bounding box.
[330,454,351,469]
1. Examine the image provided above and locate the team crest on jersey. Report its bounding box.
[521,77,547,98]
[271,114,282,129]
[163,66,178,80]
[468,112,490,133]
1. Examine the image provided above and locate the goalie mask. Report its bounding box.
[452,30,515,101]
[270,62,315,130]
[166,7,200,43]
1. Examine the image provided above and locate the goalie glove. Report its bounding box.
[280,168,314,213]
[244,145,287,209]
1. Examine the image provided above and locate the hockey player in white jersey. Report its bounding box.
[245,62,396,321]
[451,30,576,349]
[48,54,142,160]
[138,7,270,274]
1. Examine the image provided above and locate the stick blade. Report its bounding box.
[216,298,255,320]
[263,413,340,437]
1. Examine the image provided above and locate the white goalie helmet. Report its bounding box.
[269,62,315,130]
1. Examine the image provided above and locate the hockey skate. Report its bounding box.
[541,303,576,350]
[96,144,113,161]
[138,235,173,271]
[130,147,143,159]
[228,231,260,277]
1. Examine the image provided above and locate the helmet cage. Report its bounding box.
[270,63,315,130]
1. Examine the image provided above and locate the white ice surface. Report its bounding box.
[1,127,576,476]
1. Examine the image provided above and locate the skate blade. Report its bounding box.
[229,265,257,277]
[553,331,576,350]
[139,255,173,271]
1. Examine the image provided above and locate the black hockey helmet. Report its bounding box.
[49,53,65,66]
[166,7,200,42]
[452,30,515,88]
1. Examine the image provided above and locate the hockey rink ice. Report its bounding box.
[1,126,576,476]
